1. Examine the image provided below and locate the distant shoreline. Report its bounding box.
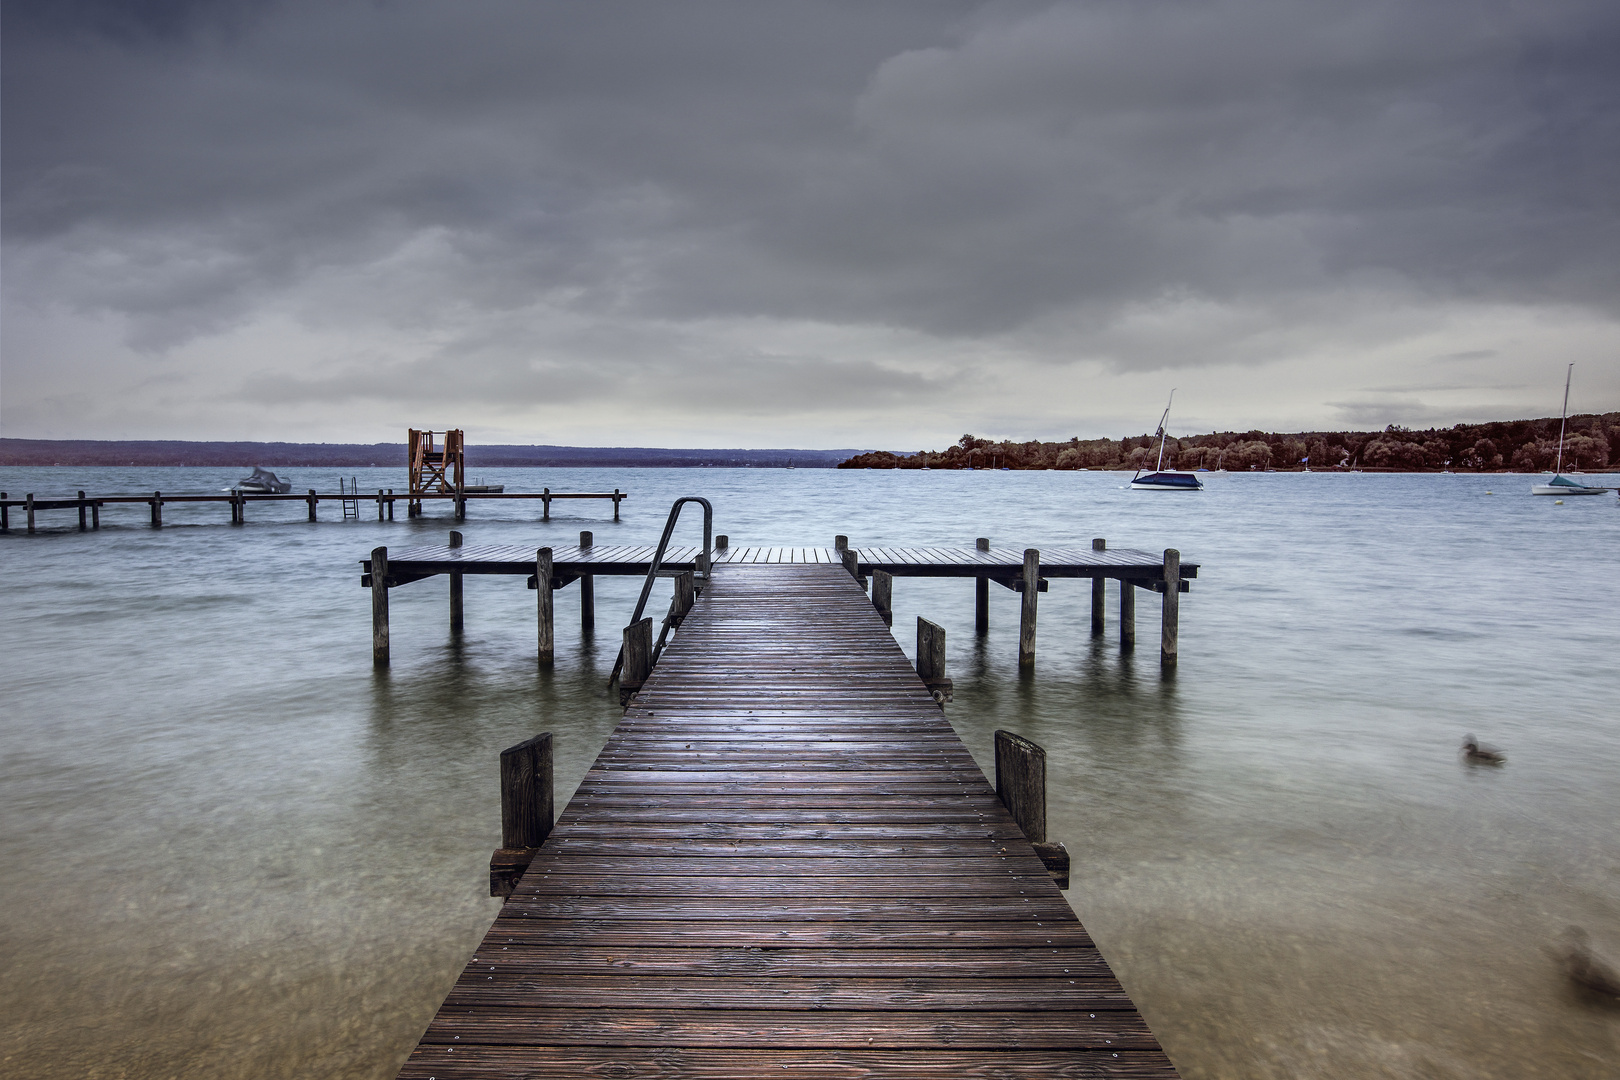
[0,439,864,469]
[838,413,1619,473]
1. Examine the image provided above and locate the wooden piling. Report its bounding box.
[715,534,728,550]
[871,568,893,625]
[621,617,653,705]
[27,494,36,534]
[613,488,622,521]
[1019,548,1039,669]
[491,732,554,897]
[916,617,952,704]
[542,488,551,521]
[1091,538,1107,635]
[78,492,88,532]
[387,489,395,521]
[90,500,99,530]
[974,537,990,634]
[579,531,595,632]
[449,530,464,637]
[834,535,848,553]
[1120,579,1136,650]
[307,489,318,522]
[150,492,162,528]
[1,493,8,532]
[536,547,554,664]
[377,490,385,521]
[371,546,390,666]
[672,570,696,626]
[1161,548,1180,669]
[995,729,1069,888]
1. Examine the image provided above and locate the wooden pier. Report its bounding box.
[363,536,1197,668]
[397,563,1178,1078]
[0,487,625,531]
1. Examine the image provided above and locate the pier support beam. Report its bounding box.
[579,531,595,633]
[536,547,554,664]
[872,569,893,626]
[491,732,553,897]
[370,546,390,666]
[1161,548,1180,669]
[916,617,953,704]
[28,494,37,534]
[1019,548,1039,669]
[621,618,653,706]
[150,492,162,528]
[542,488,552,521]
[995,730,1069,888]
[975,537,990,634]
[1120,579,1136,650]
[78,491,88,532]
[613,488,622,521]
[449,531,464,638]
[1091,538,1106,635]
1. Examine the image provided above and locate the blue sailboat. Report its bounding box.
[1531,364,1611,496]
[1131,390,1204,491]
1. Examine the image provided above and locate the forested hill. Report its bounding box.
[838,414,1620,472]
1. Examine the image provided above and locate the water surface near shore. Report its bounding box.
[2,466,1617,1078]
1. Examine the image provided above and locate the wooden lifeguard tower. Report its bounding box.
[407,429,465,517]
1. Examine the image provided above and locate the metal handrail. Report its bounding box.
[608,496,713,685]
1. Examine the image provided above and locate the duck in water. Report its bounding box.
[1461,735,1505,765]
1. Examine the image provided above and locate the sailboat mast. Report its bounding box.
[1154,389,1176,472]
[1555,363,1572,476]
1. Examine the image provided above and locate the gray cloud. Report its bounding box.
[3,0,1619,442]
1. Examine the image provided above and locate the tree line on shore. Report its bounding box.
[838,412,1620,472]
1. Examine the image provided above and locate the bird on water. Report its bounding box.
[1461,735,1506,764]
[1559,927,1620,1001]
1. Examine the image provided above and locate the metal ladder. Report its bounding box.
[608,496,713,686]
[340,477,360,520]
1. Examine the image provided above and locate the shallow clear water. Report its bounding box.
[1,466,1617,1078]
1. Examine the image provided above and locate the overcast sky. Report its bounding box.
[4,0,1618,448]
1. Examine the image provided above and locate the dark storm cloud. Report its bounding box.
[3,0,1619,416]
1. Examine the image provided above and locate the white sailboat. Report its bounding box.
[1130,389,1204,491]
[1530,364,1612,496]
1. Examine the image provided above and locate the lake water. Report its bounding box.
[1,466,1617,1079]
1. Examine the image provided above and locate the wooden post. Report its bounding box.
[994,730,1046,842]
[377,490,385,521]
[715,534,728,550]
[90,501,99,529]
[455,489,465,522]
[387,489,395,521]
[834,535,848,553]
[150,492,162,527]
[1161,548,1180,669]
[613,489,621,521]
[370,546,390,666]
[1019,548,1039,669]
[307,489,318,522]
[872,569,893,625]
[1091,538,1106,635]
[841,547,866,591]
[78,491,88,531]
[621,617,653,705]
[974,537,990,634]
[542,488,551,521]
[2,493,8,532]
[449,530,464,637]
[579,530,595,632]
[1120,580,1136,650]
[491,732,554,897]
[27,493,36,533]
[536,547,554,664]
[916,617,952,703]
[673,570,696,626]
[995,730,1069,888]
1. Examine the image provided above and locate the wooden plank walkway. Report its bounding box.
[368,542,1199,583]
[397,563,1178,1078]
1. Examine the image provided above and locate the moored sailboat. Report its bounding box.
[1131,389,1204,491]
[1531,364,1612,496]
